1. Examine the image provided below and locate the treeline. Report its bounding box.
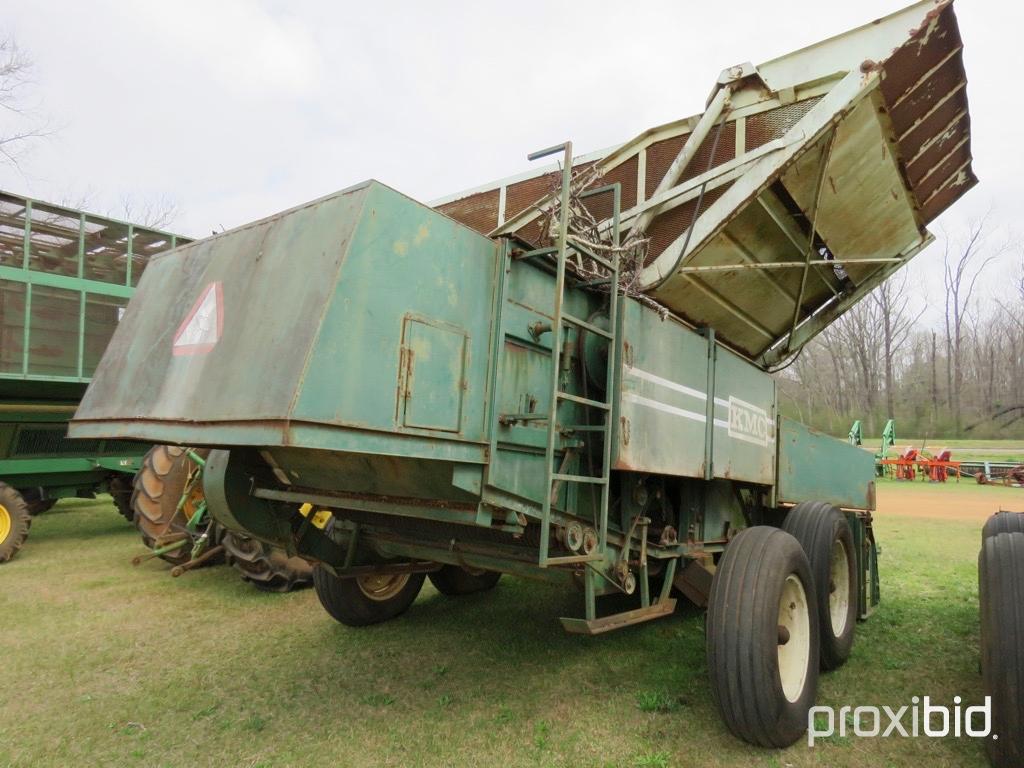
[777,220,1023,440]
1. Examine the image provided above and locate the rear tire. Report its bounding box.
[109,474,134,523]
[428,565,501,596]
[130,445,209,566]
[979,531,1024,767]
[21,489,56,516]
[783,501,858,670]
[313,563,425,627]
[222,531,313,592]
[0,483,31,564]
[983,511,1024,541]
[707,526,820,748]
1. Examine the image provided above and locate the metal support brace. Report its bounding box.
[632,86,732,236]
[787,130,837,349]
[703,327,717,481]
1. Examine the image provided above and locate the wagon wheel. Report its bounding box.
[707,526,820,748]
[130,445,214,567]
[979,531,1024,767]
[109,474,135,523]
[0,483,31,564]
[20,488,57,516]
[313,562,425,627]
[222,530,313,592]
[783,501,858,670]
[983,511,1024,541]
[428,565,501,596]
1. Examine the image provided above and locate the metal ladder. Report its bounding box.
[523,142,621,569]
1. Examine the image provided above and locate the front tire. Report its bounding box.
[131,445,209,566]
[979,531,1024,767]
[783,501,858,670]
[428,565,501,596]
[0,483,31,564]
[313,563,425,627]
[707,526,820,748]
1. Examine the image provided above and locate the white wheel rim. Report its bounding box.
[829,540,851,636]
[356,573,410,601]
[778,573,811,703]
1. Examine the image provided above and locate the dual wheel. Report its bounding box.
[313,562,501,627]
[707,502,858,747]
[979,511,1023,768]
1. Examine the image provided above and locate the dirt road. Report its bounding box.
[876,480,1023,522]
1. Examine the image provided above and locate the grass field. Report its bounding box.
[2,481,1022,767]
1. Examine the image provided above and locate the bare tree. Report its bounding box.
[871,271,923,418]
[0,35,50,168]
[117,194,180,230]
[942,218,1003,432]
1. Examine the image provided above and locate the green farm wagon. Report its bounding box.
[0,191,186,562]
[72,0,975,747]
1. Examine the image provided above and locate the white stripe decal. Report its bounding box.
[621,370,777,443]
[625,399,778,443]
[623,392,706,423]
[626,365,707,401]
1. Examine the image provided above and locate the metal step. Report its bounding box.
[560,598,677,635]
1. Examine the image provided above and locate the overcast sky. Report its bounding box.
[1,0,1020,307]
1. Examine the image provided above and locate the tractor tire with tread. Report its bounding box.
[130,445,210,566]
[707,525,820,748]
[109,474,135,523]
[979,531,1024,767]
[0,483,31,563]
[21,489,56,516]
[313,563,425,627]
[783,501,858,670]
[222,530,313,592]
[428,565,501,596]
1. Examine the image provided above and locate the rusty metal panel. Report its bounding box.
[614,301,709,477]
[711,345,776,485]
[483,0,976,370]
[776,416,875,510]
[72,182,501,460]
[878,2,976,224]
[613,299,775,485]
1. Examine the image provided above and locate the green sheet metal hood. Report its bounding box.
[70,180,500,452]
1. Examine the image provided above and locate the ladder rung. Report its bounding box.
[552,473,608,484]
[562,312,613,339]
[566,424,608,432]
[557,391,610,410]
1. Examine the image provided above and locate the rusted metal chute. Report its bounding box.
[439,0,975,370]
